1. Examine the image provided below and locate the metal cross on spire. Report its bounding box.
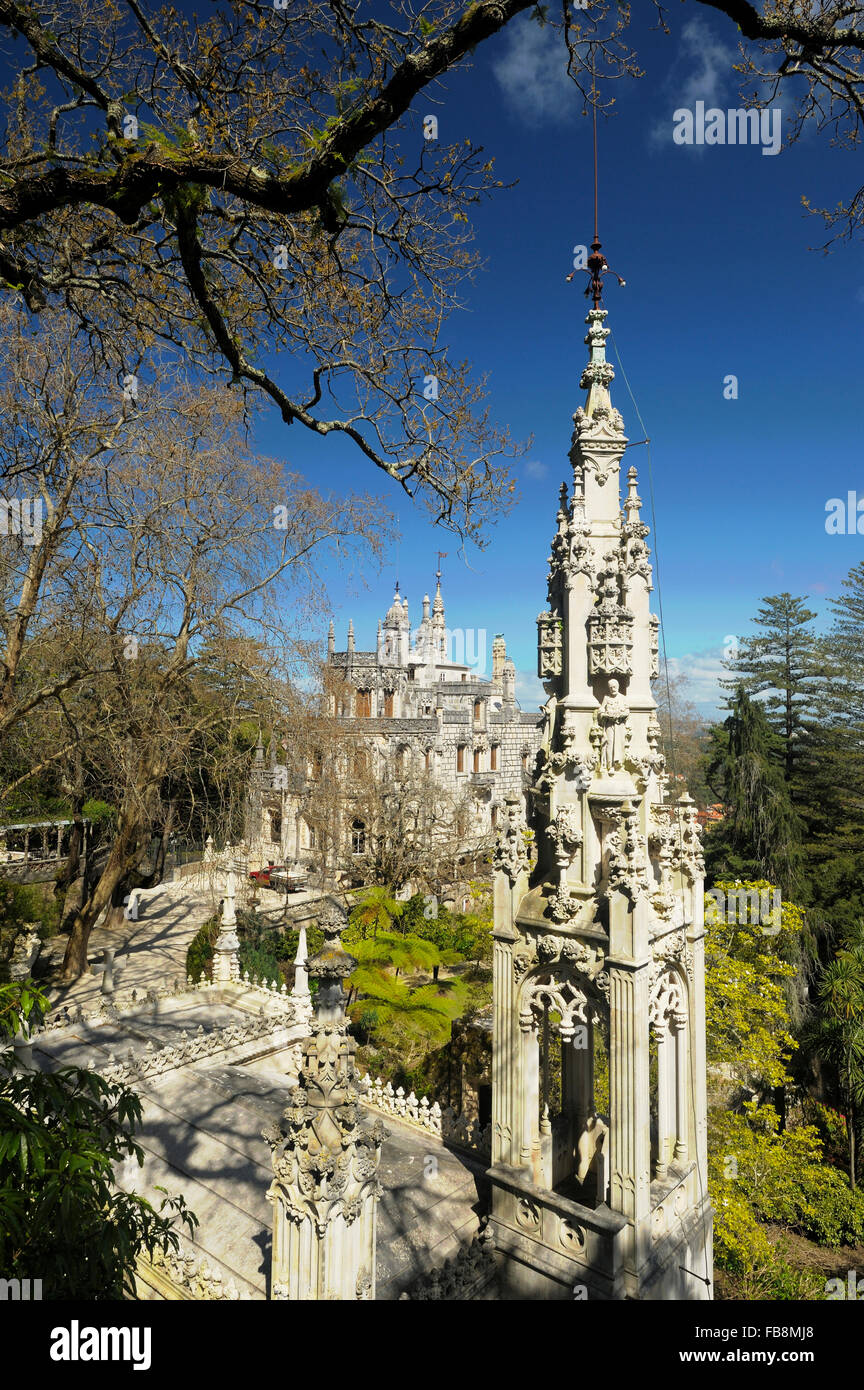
[565,63,626,307]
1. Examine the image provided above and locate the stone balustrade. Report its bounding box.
[357,1073,491,1159]
[40,970,296,1035]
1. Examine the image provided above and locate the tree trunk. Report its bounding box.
[54,807,84,905]
[138,802,176,889]
[59,816,149,981]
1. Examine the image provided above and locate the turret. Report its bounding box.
[492,633,507,683]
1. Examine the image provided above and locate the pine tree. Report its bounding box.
[722,593,820,783]
[801,564,864,944]
[704,686,799,894]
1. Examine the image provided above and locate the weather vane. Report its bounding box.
[565,63,626,308]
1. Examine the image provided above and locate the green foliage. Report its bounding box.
[804,921,864,1184]
[704,880,802,1092]
[350,966,468,1072]
[0,877,61,941]
[349,931,441,976]
[348,885,404,938]
[185,910,323,988]
[711,1103,864,1256]
[0,982,196,1299]
[704,687,799,892]
[185,914,219,983]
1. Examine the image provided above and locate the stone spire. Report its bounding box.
[432,578,445,659]
[347,618,355,655]
[327,619,335,658]
[489,302,711,1302]
[265,899,386,1300]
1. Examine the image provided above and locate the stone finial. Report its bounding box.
[264,895,386,1300]
[327,619,335,658]
[624,465,643,525]
[347,619,355,654]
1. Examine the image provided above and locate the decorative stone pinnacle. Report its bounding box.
[308,899,357,1025]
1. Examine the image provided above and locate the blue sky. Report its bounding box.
[257,9,863,718]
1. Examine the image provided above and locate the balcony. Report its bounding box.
[470,772,496,790]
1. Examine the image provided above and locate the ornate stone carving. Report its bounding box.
[570,403,627,486]
[493,795,531,884]
[547,883,579,924]
[537,611,564,678]
[673,793,705,882]
[546,804,583,873]
[265,900,386,1299]
[605,801,651,902]
[596,680,630,774]
[588,610,634,677]
[519,969,604,1040]
[649,613,660,680]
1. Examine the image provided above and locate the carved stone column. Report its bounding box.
[673,1010,689,1162]
[265,900,386,1301]
[212,861,240,983]
[608,958,651,1227]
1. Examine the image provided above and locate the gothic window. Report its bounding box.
[269,810,282,843]
[518,972,609,1201]
[490,743,499,771]
[395,746,406,779]
[351,820,366,855]
[383,690,395,717]
[473,699,482,722]
[307,823,317,850]
[457,745,466,773]
[356,689,372,718]
[473,747,482,773]
[425,749,432,772]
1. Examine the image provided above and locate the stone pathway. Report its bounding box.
[42,869,319,1012]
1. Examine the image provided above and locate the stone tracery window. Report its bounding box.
[518,967,609,1202]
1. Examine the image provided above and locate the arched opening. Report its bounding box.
[351,819,366,856]
[519,970,609,1205]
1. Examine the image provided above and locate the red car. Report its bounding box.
[248,863,284,888]
[249,863,308,892]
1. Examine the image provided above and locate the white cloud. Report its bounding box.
[675,17,736,111]
[524,457,549,479]
[515,668,546,711]
[663,645,728,718]
[491,16,573,126]
[650,16,736,149]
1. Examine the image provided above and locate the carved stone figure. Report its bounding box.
[597,679,630,773]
